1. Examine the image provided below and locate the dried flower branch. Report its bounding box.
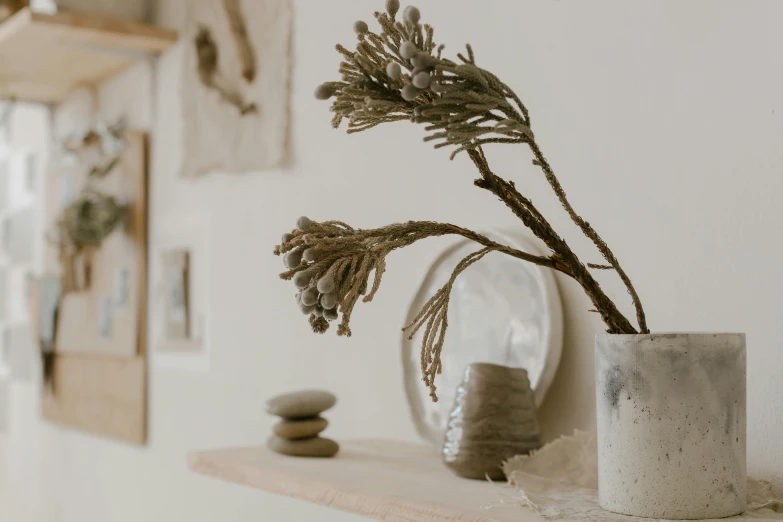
[403,247,496,400]
[276,1,650,400]
[275,219,564,339]
[62,121,126,179]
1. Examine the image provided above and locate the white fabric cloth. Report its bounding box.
[181,0,291,177]
[501,431,783,521]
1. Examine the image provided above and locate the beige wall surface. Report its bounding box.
[1,1,782,521]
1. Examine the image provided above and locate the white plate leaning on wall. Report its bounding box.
[401,231,563,448]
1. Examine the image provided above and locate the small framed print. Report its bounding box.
[98,296,113,340]
[113,266,131,312]
[162,249,190,341]
[153,213,211,371]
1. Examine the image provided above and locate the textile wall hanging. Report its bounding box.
[181,0,292,177]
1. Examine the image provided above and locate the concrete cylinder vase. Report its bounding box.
[441,363,541,480]
[595,333,746,519]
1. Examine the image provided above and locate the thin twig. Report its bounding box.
[528,140,648,333]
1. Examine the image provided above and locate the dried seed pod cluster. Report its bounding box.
[277,217,344,333]
[312,3,536,160]
[276,217,394,336]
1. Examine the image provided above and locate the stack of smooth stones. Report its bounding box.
[265,390,339,458]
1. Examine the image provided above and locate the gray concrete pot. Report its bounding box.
[595,333,746,519]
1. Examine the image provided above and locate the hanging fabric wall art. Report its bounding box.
[181,0,292,177]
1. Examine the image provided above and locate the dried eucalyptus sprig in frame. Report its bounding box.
[275,1,649,401]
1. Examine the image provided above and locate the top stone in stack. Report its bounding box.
[265,390,339,458]
[266,389,336,418]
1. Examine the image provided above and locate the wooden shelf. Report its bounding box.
[188,438,543,522]
[0,8,178,103]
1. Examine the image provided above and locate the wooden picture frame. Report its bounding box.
[41,131,148,445]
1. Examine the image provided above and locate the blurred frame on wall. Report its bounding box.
[152,213,212,372]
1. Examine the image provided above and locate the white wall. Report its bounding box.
[1,1,782,520]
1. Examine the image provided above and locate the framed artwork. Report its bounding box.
[42,131,149,445]
[152,213,211,372]
[162,249,190,341]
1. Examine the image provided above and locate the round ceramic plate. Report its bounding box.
[401,230,563,447]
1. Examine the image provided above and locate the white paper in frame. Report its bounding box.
[151,213,212,372]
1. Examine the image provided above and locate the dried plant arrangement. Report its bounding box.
[62,121,126,178]
[53,188,128,293]
[274,1,649,401]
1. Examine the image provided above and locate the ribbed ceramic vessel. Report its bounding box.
[441,363,541,480]
[595,333,746,519]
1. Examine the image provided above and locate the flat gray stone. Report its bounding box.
[267,436,339,458]
[265,390,336,418]
[273,417,328,439]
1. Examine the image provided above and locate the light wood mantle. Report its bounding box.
[0,8,177,103]
[188,438,543,522]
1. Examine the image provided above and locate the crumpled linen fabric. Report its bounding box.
[500,431,783,521]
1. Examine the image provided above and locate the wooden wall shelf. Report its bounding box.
[188,438,543,522]
[0,8,177,103]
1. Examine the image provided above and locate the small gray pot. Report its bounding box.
[442,362,541,480]
[595,333,746,519]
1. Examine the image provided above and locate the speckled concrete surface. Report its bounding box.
[595,333,746,519]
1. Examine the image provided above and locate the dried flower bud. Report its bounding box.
[301,287,319,306]
[300,302,315,315]
[320,292,338,310]
[353,20,369,35]
[386,61,402,80]
[401,84,420,101]
[293,271,311,289]
[403,5,420,24]
[413,106,423,116]
[430,80,446,93]
[412,71,431,89]
[324,307,339,321]
[281,232,293,243]
[410,52,434,69]
[314,83,336,100]
[317,275,336,294]
[314,305,324,317]
[303,248,317,262]
[385,0,400,16]
[284,249,302,269]
[400,41,417,60]
[296,216,313,231]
